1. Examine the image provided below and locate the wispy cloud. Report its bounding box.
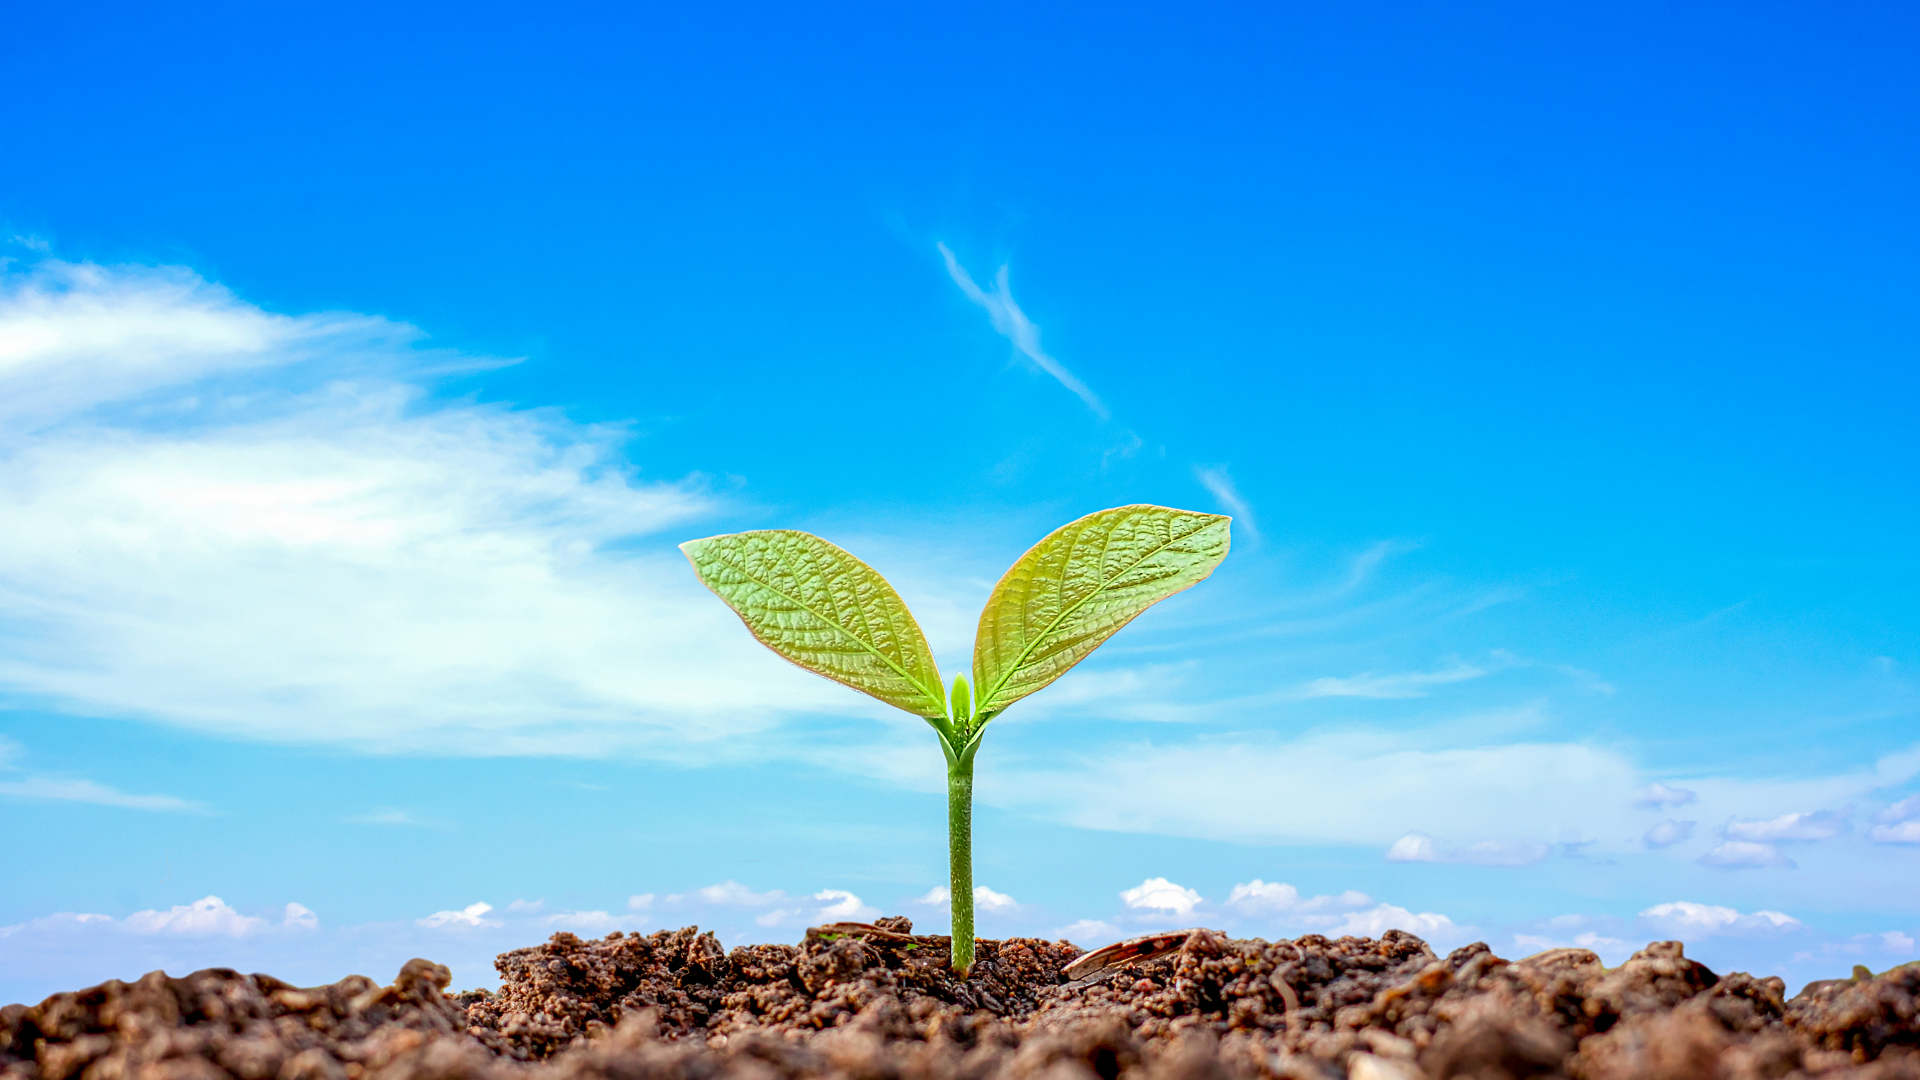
[1192,465,1258,541]
[937,243,1107,418]
[1724,809,1849,842]
[1301,663,1488,699]
[0,258,865,760]
[0,775,202,813]
[0,735,203,812]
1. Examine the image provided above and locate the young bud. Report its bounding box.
[950,674,973,727]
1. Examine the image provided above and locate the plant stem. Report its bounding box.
[947,754,975,977]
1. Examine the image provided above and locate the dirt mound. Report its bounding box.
[6,919,1919,1080]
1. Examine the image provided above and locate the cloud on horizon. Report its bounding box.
[1638,902,1802,940]
[981,726,1920,853]
[1,881,1901,1010]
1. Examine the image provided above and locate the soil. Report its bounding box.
[5,918,1918,1080]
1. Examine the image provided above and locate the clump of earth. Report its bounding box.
[5,917,1917,1080]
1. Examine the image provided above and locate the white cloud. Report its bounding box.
[1385,833,1440,862]
[1120,877,1202,916]
[1876,794,1920,823]
[125,896,269,937]
[812,890,879,922]
[0,912,113,938]
[0,258,862,760]
[1644,820,1696,848]
[677,881,785,906]
[1331,904,1466,944]
[1870,821,1920,844]
[1302,665,1486,699]
[1225,880,1373,916]
[539,910,654,933]
[505,899,546,914]
[937,243,1106,418]
[0,898,314,944]
[1383,832,1549,867]
[627,893,654,910]
[736,890,878,930]
[1057,919,1122,946]
[1635,782,1698,809]
[973,887,1018,913]
[1223,882,1457,944]
[1698,841,1795,869]
[417,902,502,929]
[1638,902,1801,940]
[912,885,1017,912]
[1192,466,1258,540]
[0,775,201,812]
[1512,930,1633,965]
[1874,931,1915,955]
[1724,809,1849,842]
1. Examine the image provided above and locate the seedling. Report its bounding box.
[681,504,1230,976]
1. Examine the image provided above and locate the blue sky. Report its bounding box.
[1,0,1917,1003]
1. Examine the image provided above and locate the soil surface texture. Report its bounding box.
[6,918,1918,1080]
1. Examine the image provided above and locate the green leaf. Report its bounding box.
[972,505,1230,716]
[681,530,948,718]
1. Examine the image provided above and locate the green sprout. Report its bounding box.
[680,504,1231,976]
